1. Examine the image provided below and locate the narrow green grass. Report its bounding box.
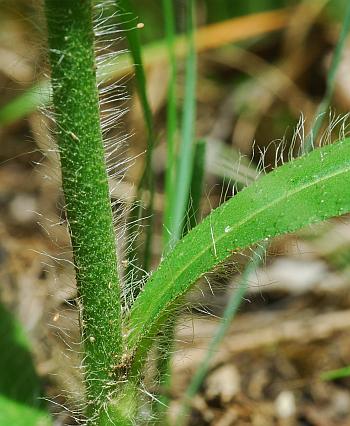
[119,0,156,273]
[0,81,50,126]
[184,139,207,234]
[168,0,197,247]
[162,0,178,249]
[155,1,198,419]
[176,243,267,425]
[321,365,350,381]
[304,0,350,151]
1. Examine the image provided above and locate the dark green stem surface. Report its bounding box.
[44,0,123,419]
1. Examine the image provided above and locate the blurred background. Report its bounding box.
[2,0,350,424]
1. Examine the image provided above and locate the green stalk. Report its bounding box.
[44,1,124,421]
[162,0,178,248]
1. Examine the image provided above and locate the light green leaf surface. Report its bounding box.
[0,396,51,426]
[127,139,350,371]
[0,302,52,425]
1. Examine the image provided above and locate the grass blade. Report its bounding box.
[127,138,350,373]
[162,0,178,248]
[0,81,50,126]
[168,0,197,246]
[177,243,267,425]
[304,0,350,150]
[184,139,207,234]
[155,139,206,421]
[0,9,289,126]
[119,0,156,273]
[154,2,197,419]
[321,366,350,381]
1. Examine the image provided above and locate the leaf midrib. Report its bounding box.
[128,159,350,346]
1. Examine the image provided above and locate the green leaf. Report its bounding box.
[0,396,51,426]
[162,0,178,249]
[0,302,51,424]
[127,139,350,372]
[177,243,267,425]
[119,0,156,274]
[168,0,197,247]
[184,139,206,234]
[321,365,350,381]
[0,80,50,127]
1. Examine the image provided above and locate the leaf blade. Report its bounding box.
[127,139,350,370]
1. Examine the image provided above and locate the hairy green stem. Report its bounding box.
[44,0,123,420]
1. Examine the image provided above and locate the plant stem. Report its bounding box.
[44,0,123,420]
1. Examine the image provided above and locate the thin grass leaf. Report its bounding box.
[177,243,267,426]
[168,0,197,246]
[154,2,197,418]
[184,139,207,234]
[155,139,206,420]
[0,9,289,126]
[321,366,350,381]
[127,139,350,373]
[0,80,50,126]
[162,0,178,248]
[119,0,156,273]
[305,0,350,150]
